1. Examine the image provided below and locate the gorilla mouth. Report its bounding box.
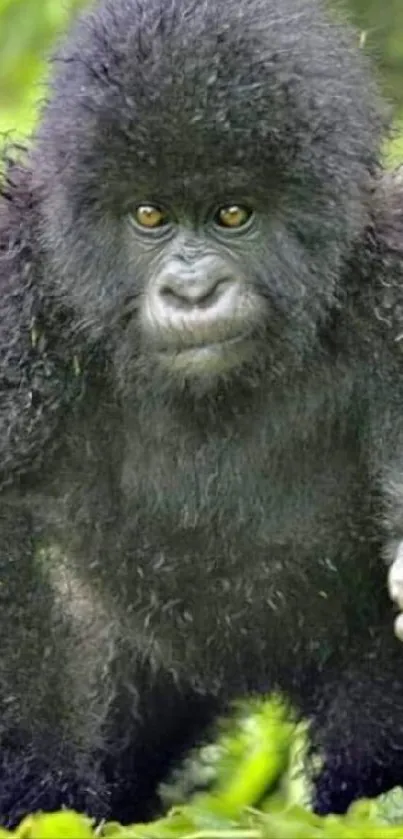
[156,332,255,374]
[182,333,247,349]
[159,331,250,355]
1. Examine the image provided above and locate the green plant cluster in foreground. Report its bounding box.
[2,697,403,838]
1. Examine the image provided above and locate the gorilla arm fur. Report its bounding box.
[0,160,109,819]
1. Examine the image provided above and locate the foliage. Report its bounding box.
[2,697,403,838]
[0,0,85,138]
[388,122,403,166]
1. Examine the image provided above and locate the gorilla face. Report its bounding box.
[33,0,386,389]
[131,199,263,377]
[123,190,341,384]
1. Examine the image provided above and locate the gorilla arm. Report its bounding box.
[290,168,403,815]
[0,160,111,824]
[362,169,403,638]
[0,159,73,486]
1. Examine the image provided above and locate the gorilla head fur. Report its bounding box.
[32,0,387,396]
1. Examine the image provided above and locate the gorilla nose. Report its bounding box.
[159,269,232,310]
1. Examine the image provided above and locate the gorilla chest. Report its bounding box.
[112,433,380,677]
[121,427,371,551]
[44,420,380,685]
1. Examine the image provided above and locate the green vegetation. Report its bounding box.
[0,0,85,138]
[2,697,403,838]
[388,121,403,166]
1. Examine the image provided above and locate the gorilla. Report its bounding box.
[2,0,403,826]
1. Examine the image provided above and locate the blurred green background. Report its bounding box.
[1,0,403,161]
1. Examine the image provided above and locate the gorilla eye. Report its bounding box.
[133,205,169,229]
[215,205,252,229]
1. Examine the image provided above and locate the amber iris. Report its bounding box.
[216,205,252,229]
[134,205,168,228]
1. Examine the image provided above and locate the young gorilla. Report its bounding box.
[2,0,403,826]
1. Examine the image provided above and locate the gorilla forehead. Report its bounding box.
[37,0,385,202]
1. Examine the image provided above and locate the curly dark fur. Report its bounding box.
[2,0,403,827]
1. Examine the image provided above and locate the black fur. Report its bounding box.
[2,0,403,826]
